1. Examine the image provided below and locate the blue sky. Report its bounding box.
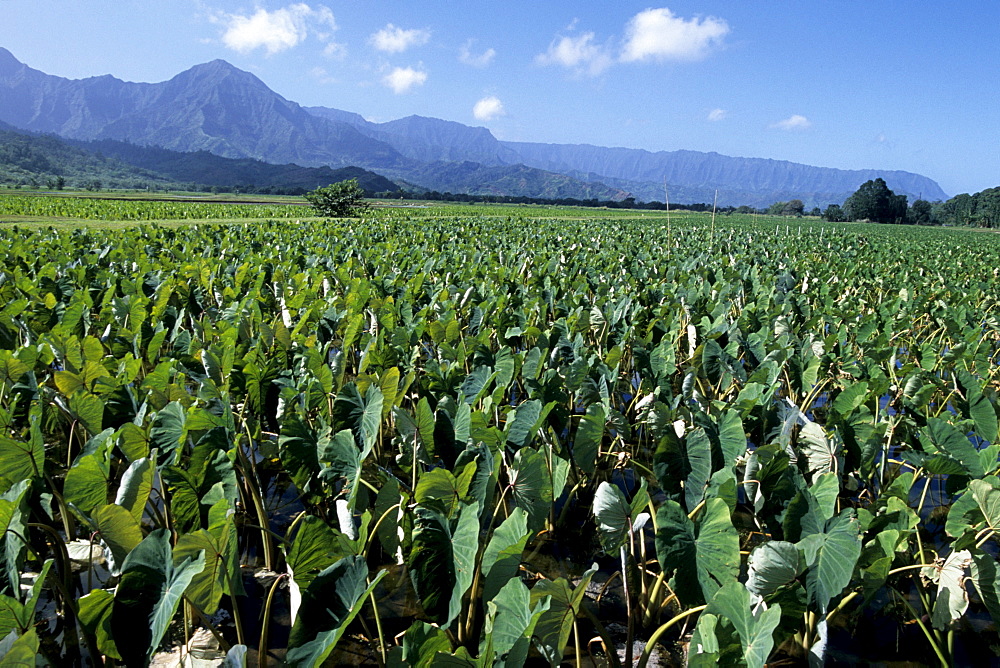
[4,1,999,196]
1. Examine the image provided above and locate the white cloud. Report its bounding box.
[323,41,346,59]
[215,4,339,55]
[707,108,726,122]
[310,66,338,84]
[459,40,496,67]
[382,66,427,94]
[620,8,729,62]
[536,32,613,77]
[473,96,505,121]
[772,114,812,131]
[371,24,430,53]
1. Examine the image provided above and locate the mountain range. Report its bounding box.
[0,47,948,206]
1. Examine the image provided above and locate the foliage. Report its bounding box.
[822,203,847,222]
[844,177,908,223]
[0,202,997,664]
[304,179,370,217]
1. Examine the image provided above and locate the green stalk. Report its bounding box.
[621,545,634,668]
[236,439,275,572]
[24,525,81,664]
[370,588,387,666]
[258,573,287,668]
[891,589,949,667]
[636,605,707,668]
[580,602,622,668]
[220,564,246,647]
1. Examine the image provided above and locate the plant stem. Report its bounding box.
[892,589,949,667]
[636,605,706,668]
[258,574,287,668]
[580,602,622,668]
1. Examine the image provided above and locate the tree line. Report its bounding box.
[807,178,1000,228]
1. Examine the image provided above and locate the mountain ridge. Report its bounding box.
[0,47,948,206]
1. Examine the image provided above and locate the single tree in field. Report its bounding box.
[823,204,847,222]
[781,199,805,216]
[304,178,369,217]
[844,178,907,224]
[908,199,933,225]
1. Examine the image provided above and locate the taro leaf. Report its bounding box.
[684,427,714,510]
[705,581,782,668]
[111,529,206,666]
[746,541,803,598]
[286,516,344,623]
[921,417,985,479]
[530,565,596,667]
[945,476,1000,547]
[278,416,322,500]
[286,556,387,666]
[484,578,550,668]
[930,549,972,630]
[688,613,721,667]
[90,503,143,574]
[69,390,105,437]
[717,409,747,468]
[377,367,401,419]
[702,338,728,386]
[783,472,839,542]
[0,560,52,638]
[509,447,553,533]
[149,401,186,466]
[650,336,676,380]
[961,371,999,444]
[797,510,862,614]
[63,451,112,516]
[655,498,740,606]
[332,382,383,455]
[373,478,403,559]
[318,428,365,507]
[0,628,38,665]
[114,456,153,524]
[505,399,542,449]
[401,621,453,667]
[481,508,532,604]
[408,502,479,629]
[0,481,29,595]
[573,403,605,476]
[833,382,869,416]
[415,397,436,458]
[78,589,119,661]
[798,420,839,484]
[0,406,44,488]
[970,551,1000,628]
[173,501,241,615]
[287,515,342,586]
[415,463,476,519]
[592,481,633,552]
[455,441,498,522]
[222,645,248,667]
[460,366,495,405]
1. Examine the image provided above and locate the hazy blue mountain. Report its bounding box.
[0,123,399,193]
[0,48,407,168]
[0,124,173,189]
[394,161,625,200]
[1,47,949,205]
[501,142,948,206]
[307,108,519,166]
[75,138,399,194]
[0,48,616,200]
[305,104,947,206]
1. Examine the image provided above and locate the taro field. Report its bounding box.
[0,194,999,666]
